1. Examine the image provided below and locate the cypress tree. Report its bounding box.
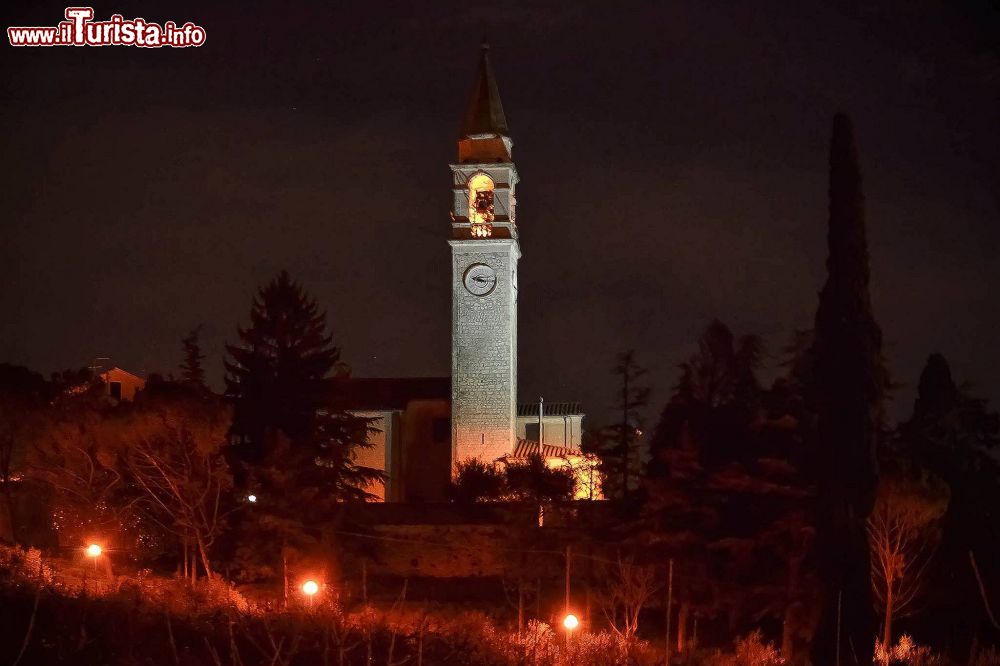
[224,271,340,460]
[809,113,884,662]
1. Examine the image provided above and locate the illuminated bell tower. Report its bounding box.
[449,41,520,466]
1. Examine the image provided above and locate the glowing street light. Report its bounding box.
[302,579,319,607]
[563,613,579,660]
[85,543,102,571]
[247,494,257,503]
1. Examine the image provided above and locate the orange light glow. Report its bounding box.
[467,173,495,222]
[86,543,102,558]
[302,580,319,596]
[563,614,579,630]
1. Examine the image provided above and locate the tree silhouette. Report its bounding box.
[504,452,576,506]
[807,113,886,662]
[224,271,341,460]
[0,364,49,543]
[648,320,763,472]
[895,353,1000,657]
[223,271,381,592]
[179,326,207,391]
[448,458,506,503]
[589,350,649,498]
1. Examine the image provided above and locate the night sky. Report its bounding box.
[2,1,997,427]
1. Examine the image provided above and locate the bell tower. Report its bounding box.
[448,41,520,466]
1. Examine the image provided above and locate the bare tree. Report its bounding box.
[600,552,659,655]
[124,409,232,579]
[866,472,948,652]
[28,396,133,547]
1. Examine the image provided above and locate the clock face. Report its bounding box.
[463,263,497,296]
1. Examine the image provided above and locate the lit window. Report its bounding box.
[468,173,495,237]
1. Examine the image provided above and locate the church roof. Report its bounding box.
[461,41,509,137]
[509,439,582,458]
[333,377,449,411]
[517,402,584,417]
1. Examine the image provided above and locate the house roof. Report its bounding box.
[100,367,145,383]
[517,402,583,417]
[461,41,509,137]
[333,377,450,411]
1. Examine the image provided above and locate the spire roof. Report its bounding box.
[461,41,509,137]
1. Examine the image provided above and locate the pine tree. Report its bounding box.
[224,271,340,459]
[588,350,650,498]
[180,326,207,390]
[808,113,885,662]
[223,271,382,588]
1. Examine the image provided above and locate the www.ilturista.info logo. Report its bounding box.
[8,7,206,48]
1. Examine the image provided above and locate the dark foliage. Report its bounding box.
[648,320,764,473]
[641,322,817,659]
[223,271,382,586]
[894,354,1000,658]
[587,350,650,499]
[807,113,885,662]
[504,452,576,505]
[0,578,516,666]
[179,326,208,391]
[449,457,507,503]
[0,364,51,544]
[449,454,576,505]
[224,270,341,461]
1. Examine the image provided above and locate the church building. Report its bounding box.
[346,43,598,502]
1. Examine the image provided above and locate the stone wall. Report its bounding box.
[449,239,520,464]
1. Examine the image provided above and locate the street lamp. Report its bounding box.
[302,579,319,607]
[563,613,579,660]
[247,494,257,503]
[85,543,102,571]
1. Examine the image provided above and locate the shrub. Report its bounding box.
[703,630,784,666]
[974,647,1000,666]
[448,458,507,503]
[873,635,944,666]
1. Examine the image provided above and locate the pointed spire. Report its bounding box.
[461,40,509,137]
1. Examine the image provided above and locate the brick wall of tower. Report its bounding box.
[450,240,519,465]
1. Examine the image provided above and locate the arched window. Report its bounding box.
[467,172,495,237]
